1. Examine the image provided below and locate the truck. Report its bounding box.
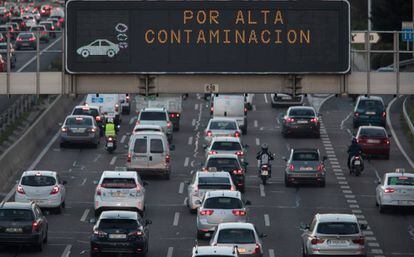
[210,94,248,135]
[135,94,183,131]
[85,94,122,126]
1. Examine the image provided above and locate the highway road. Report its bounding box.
[0,94,413,257]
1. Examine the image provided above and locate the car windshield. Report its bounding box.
[359,128,386,138]
[317,222,359,235]
[211,142,242,151]
[198,177,231,190]
[207,158,239,170]
[0,209,33,221]
[19,33,33,39]
[358,100,383,110]
[292,152,319,161]
[99,219,138,230]
[21,175,56,187]
[217,229,256,244]
[73,108,99,117]
[101,178,136,189]
[65,117,93,126]
[210,121,237,130]
[387,176,414,186]
[289,108,315,117]
[140,112,167,121]
[203,197,242,209]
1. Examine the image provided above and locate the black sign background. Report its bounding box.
[65,0,350,74]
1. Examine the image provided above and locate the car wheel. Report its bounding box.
[284,176,291,187]
[34,241,43,252]
[43,231,48,243]
[242,127,247,135]
[190,208,197,214]
[271,102,276,108]
[319,180,326,187]
[94,209,101,217]
[55,204,62,214]
[378,202,386,214]
[61,201,65,208]
[81,49,89,58]
[107,49,115,58]
[302,246,308,257]
[59,142,65,148]
[90,252,99,257]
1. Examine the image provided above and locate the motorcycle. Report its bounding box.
[260,163,271,185]
[349,153,364,176]
[105,136,117,154]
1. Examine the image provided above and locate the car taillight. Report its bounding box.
[382,111,386,118]
[32,221,40,232]
[170,113,175,118]
[210,106,214,114]
[208,150,217,155]
[235,151,244,156]
[244,107,247,114]
[135,185,142,194]
[384,187,395,193]
[194,185,199,192]
[96,185,102,196]
[356,138,361,144]
[230,185,236,191]
[29,37,35,41]
[199,210,214,216]
[232,210,246,216]
[90,128,96,133]
[126,95,130,101]
[289,164,295,171]
[108,137,113,142]
[51,26,54,30]
[311,118,318,123]
[167,121,172,128]
[50,185,59,195]
[165,154,170,163]
[354,112,359,117]
[233,169,243,174]
[234,131,240,138]
[317,164,324,172]
[261,165,268,170]
[352,237,365,245]
[16,185,25,194]
[59,18,64,23]
[311,238,325,245]
[93,230,107,238]
[95,116,101,122]
[127,153,131,163]
[384,139,390,145]
[285,117,295,123]
[253,244,261,254]
[206,131,212,137]
[16,37,22,42]
[128,230,143,237]
[115,104,119,112]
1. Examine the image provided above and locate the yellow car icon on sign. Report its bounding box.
[77,39,120,58]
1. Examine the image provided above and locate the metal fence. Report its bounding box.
[0,95,35,134]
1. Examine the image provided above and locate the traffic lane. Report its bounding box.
[322,96,414,257]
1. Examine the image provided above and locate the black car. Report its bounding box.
[282,106,320,138]
[353,96,386,128]
[0,42,16,68]
[91,211,151,257]
[15,32,36,50]
[0,202,48,251]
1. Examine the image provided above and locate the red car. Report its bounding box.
[356,126,390,159]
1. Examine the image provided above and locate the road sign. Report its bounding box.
[204,84,219,93]
[66,0,350,74]
[351,32,380,44]
[402,22,414,42]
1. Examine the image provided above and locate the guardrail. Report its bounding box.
[0,95,35,134]
[403,96,414,137]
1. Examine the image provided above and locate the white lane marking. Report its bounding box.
[268,249,275,257]
[349,204,360,209]
[254,120,258,127]
[183,197,188,205]
[255,138,260,146]
[173,212,180,226]
[17,36,63,72]
[129,116,136,125]
[344,194,355,199]
[369,242,380,247]
[363,230,374,236]
[408,225,414,241]
[178,182,184,194]
[340,112,353,130]
[338,181,348,185]
[264,214,270,227]
[188,136,193,145]
[347,199,357,204]
[264,94,268,103]
[80,209,90,222]
[184,157,189,167]
[252,105,257,111]
[81,178,87,186]
[61,244,72,257]
[192,119,196,126]
[167,247,174,257]
[315,94,335,113]
[259,184,266,197]
[352,209,362,214]
[387,96,414,168]
[371,249,383,254]
[195,104,199,110]
[110,156,117,166]
[120,135,126,144]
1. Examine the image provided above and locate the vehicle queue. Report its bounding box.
[0,93,412,257]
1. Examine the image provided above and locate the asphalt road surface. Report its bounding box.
[0,94,413,257]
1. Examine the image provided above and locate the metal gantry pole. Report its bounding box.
[62,28,65,95]
[6,27,11,96]
[395,32,400,95]
[366,0,372,95]
[36,31,40,97]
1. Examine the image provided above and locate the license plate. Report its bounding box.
[354,160,361,165]
[367,139,380,144]
[109,234,126,239]
[297,120,308,124]
[328,240,348,245]
[111,192,124,197]
[299,167,313,171]
[292,173,317,177]
[261,170,269,176]
[398,200,411,205]
[237,248,246,253]
[366,111,376,115]
[107,142,113,147]
[6,227,22,233]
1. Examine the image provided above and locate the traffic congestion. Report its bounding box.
[0,92,413,257]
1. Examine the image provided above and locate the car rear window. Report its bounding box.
[203,197,242,209]
[98,219,138,230]
[150,139,164,153]
[217,229,256,244]
[317,222,359,235]
[292,152,319,161]
[101,178,136,189]
[211,142,242,151]
[210,121,237,130]
[140,112,167,121]
[207,158,239,170]
[198,177,231,189]
[387,176,414,186]
[19,33,33,39]
[133,138,147,153]
[358,100,384,110]
[289,108,315,117]
[135,128,161,133]
[65,117,93,126]
[0,209,33,221]
[73,108,99,117]
[21,175,56,187]
[358,128,386,138]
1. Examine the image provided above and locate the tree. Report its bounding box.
[372,0,412,31]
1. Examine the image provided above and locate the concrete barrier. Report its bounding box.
[403,97,414,137]
[0,95,78,192]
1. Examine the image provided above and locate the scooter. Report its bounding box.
[105,136,117,154]
[349,153,364,176]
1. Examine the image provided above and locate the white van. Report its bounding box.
[126,131,172,179]
[85,94,122,125]
[210,94,247,135]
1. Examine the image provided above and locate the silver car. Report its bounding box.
[59,115,100,147]
[137,108,173,142]
[376,169,414,213]
[204,118,242,145]
[197,190,250,239]
[206,137,247,162]
[187,171,236,213]
[301,213,367,256]
[210,222,265,257]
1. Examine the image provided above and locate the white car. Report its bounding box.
[270,93,304,108]
[376,170,414,213]
[192,246,239,257]
[132,124,163,135]
[15,170,67,213]
[77,39,120,58]
[204,118,242,145]
[210,223,265,257]
[94,171,146,216]
[23,17,37,29]
[206,136,247,162]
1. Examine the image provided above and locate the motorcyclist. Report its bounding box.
[347,137,363,169]
[256,143,275,176]
[105,117,117,139]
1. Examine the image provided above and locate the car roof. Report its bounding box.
[385,172,414,178]
[101,171,137,179]
[74,105,100,110]
[358,125,386,131]
[66,115,94,120]
[205,190,241,199]
[208,153,239,159]
[0,201,33,210]
[288,106,315,111]
[99,210,138,220]
[358,95,383,101]
[217,222,255,230]
[316,213,357,223]
[210,117,238,122]
[292,148,319,153]
[197,171,230,178]
[193,246,236,256]
[22,170,56,177]
[141,107,166,112]
[134,124,162,129]
[132,131,166,137]
[211,137,241,143]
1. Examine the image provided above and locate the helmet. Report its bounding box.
[107,117,114,123]
[261,143,268,151]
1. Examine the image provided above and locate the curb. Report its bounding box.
[403,97,414,137]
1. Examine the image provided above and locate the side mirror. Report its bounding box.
[388,134,392,138]
[245,200,252,206]
[299,223,310,230]
[184,180,190,185]
[58,122,63,126]
[259,233,267,238]
[169,144,175,151]
[143,181,149,186]
[145,219,152,225]
[89,218,97,224]
[62,180,67,185]
[360,224,368,230]
[242,161,249,167]
[323,156,328,162]
[244,144,249,148]
[124,144,129,150]
[202,144,208,149]
[282,157,287,162]
[318,113,322,117]
[376,179,381,185]
[195,200,202,205]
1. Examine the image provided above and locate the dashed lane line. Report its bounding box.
[184,157,189,167]
[110,156,117,166]
[129,116,136,125]
[61,244,72,257]
[254,120,258,127]
[173,212,180,226]
[120,135,126,144]
[178,182,184,194]
[195,103,199,110]
[264,214,270,227]
[188,136,193,145]
[268,249,275,257]
[80,209,90,222]
[81,178,87,186]
[192,119,196,126]
[167,247,174,257]
[255,138,260,146]
[264,94,268,104]
[259,184,266,197]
